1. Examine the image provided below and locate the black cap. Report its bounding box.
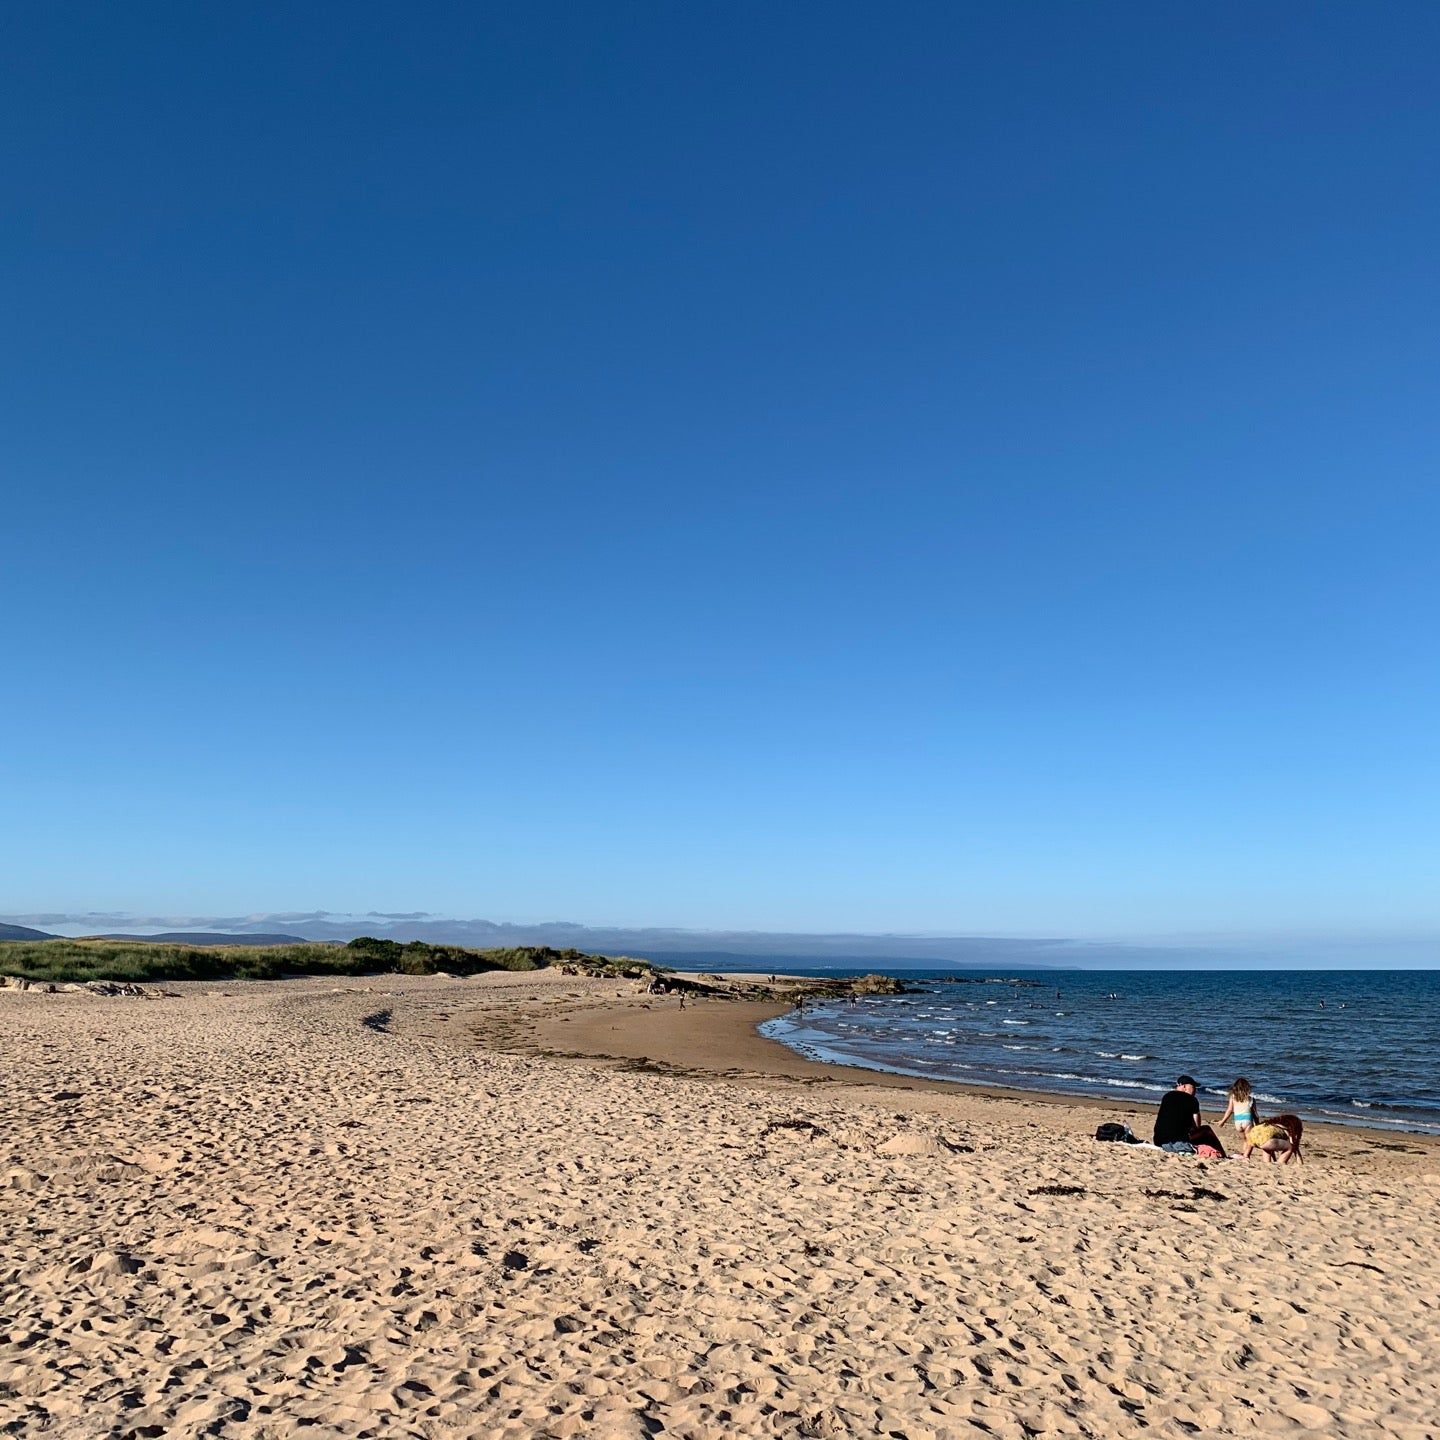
[1176,1074,1197,1087]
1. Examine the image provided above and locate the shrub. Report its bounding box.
[0,938,662,985]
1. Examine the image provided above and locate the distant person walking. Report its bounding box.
[1153,1075,1225,1155]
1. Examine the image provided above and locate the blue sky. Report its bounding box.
[3,5,1438,946]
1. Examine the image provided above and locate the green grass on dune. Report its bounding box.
[0,936,658,985]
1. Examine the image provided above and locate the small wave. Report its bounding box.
[988,1067,1171,1093]
[1308,1104,1440,1134]
[764,977,1440,1135]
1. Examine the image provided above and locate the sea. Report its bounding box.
[745,967,1440,1135]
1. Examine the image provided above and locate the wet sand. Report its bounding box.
[520,983,1440,1170]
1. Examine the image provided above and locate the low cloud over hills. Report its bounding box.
[9,911,1431,967]
[4,911,1134,967]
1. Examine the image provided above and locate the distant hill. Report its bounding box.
[91,931,313,947]
[635,950,1050,973]
[0,923,56,941]
[221,915,1080,966]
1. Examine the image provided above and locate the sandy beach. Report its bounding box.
[4,971,1438,1439]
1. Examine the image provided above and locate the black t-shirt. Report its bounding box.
[1153,1089,1200,1145]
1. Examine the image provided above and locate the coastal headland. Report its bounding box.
[3,966,1437,1438]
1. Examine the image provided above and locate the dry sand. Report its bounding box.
[3,971,1438,1439]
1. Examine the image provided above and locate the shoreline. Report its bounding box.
[498,982,1440,1167]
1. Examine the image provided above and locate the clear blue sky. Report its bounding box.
[4,4,1438,943]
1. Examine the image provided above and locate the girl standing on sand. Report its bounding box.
[1214,1077,1257,1146]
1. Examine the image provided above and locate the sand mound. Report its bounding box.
[876,1130,950,1157]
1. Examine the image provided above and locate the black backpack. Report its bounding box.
[1095,1122,1136,1143]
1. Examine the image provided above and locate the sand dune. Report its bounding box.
[3,972,1437,1438]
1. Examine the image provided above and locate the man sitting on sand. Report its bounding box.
[1153,1075,1226,1154]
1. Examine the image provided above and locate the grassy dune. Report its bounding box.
[0,936,656,985]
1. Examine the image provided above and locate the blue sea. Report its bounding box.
[754,968,1440,1135]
